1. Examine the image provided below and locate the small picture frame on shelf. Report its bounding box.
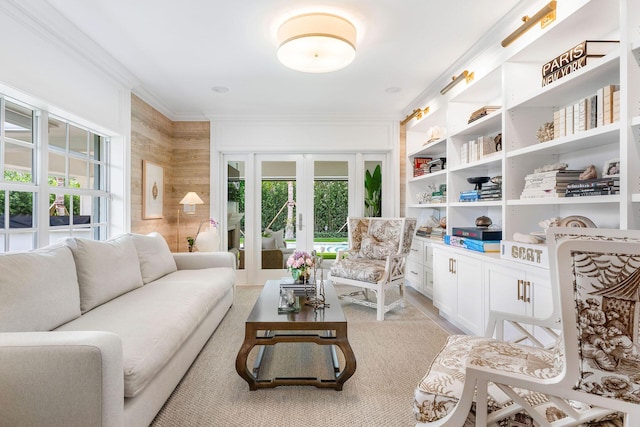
[603,158,620,177]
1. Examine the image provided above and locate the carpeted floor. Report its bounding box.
[151,285,450,427]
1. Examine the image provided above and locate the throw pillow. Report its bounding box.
[271,229,285,249]
[358,235,397,260]
[130,232,177,284]
[67,234,143,313]
[262,236,276,249]
[0,244,81,332]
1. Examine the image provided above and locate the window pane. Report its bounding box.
[89,133,102,161]
[5,101,33,143]
[48,117,67,150]
[92,196,107,224]
[69,156,88,188]
[48,152,66,185]
[69,124,88,156]
[9,191,33,228]
[6,232,35,251]
[4,143,34,182]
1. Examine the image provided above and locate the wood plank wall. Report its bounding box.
[130,94,211,251]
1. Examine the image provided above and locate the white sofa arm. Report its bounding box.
[173,251,237,270]
[0,331,124,427]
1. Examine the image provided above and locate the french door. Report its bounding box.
[252,154,354,284]
[224,152,388,285]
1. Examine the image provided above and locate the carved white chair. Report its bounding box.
[329,217,416,321]
[413,227,640,426]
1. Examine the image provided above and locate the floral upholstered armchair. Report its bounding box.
[413,227,640,426]
[329,217,416,321]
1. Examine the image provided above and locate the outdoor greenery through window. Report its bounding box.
[0,94,110,252]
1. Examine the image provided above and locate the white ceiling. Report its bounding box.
[45,0,523,120]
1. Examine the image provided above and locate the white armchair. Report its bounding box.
[413,227,640,426]
[329,217,416,321]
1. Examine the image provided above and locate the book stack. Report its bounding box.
[460,135,497,164]
[553,84,620,139]
[452,227,502,241]
[479,183,501,201]
[459,190,480,202]
[468,106,500,124]
[413,157,432,177]
[429,227,445,241]
[444,235,500,253]
[520,169,584,199]
[280,279,315,296]
[542,40,619,87]
[565,177,620,197]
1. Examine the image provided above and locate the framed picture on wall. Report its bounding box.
[142,160,164,219]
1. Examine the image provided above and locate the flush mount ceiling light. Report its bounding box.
[277,13,356,73]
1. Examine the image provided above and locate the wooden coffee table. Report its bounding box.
[235,279,356,390]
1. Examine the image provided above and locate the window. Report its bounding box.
[0,95,110,252]
[47,116,109,245]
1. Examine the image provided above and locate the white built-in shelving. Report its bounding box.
[404,0,639,311]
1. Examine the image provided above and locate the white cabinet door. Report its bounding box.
[455,255,484,335]
[485,260,553,341]
[485,261,528,316]
[406,259,424,292]
[433,248,457,317]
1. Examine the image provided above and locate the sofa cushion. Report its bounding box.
[66,235,143,313]
[0,244,81,332]
[55,267,234,397]
[129,232,177,284]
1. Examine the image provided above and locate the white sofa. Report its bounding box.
[0,232,236,427]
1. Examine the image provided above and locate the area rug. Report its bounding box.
[151,285,450,427]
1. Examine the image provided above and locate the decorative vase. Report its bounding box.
[195,227,220,252]
[291,269,301,283]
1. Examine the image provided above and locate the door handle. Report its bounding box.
[517,279,523,301]
[524,280,531,303]
[298,213,303,231]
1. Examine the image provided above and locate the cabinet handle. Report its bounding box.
[524,280,531,303]
[517,279,523,301]
[448,258,452,273]
[410,270,418,275]
[451,259,456,274]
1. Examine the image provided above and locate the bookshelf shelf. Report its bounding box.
[408,203,447,209]
[450,200,502,208]
[507,195,621,206]
[508,52,620,110]
[632,194,640,203]
[408,137,446,158]
[450,109,502,138]
[631,115,640,128]
[449,155,501,173]
[408,169,447,183]
[506,124,620,159]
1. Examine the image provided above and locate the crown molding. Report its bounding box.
[1,0,140,91]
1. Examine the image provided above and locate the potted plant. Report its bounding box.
[186,236,195,252]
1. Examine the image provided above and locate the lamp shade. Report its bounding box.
[179,192,204,214]
[277,13,356,73]
[179,192,204,205]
